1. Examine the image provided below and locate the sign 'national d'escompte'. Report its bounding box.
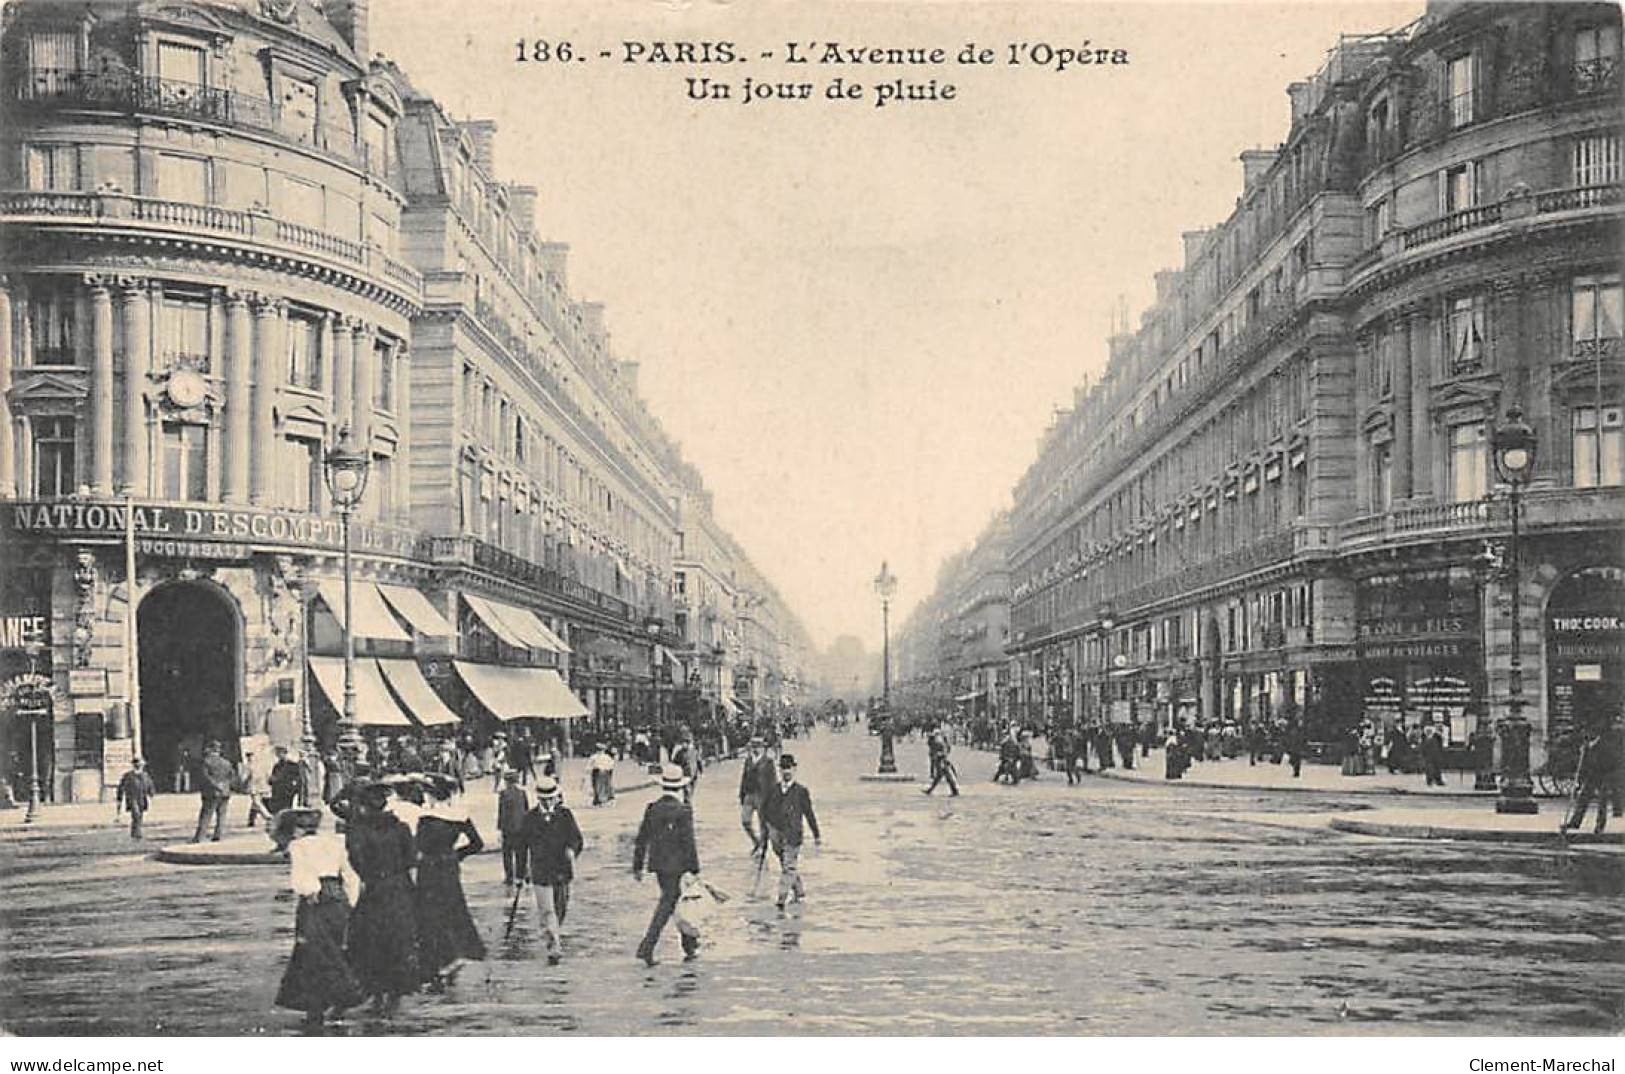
[4,500,423,558]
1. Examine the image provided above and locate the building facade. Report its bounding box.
[1003,1,1622,765]
[0,0,807,805]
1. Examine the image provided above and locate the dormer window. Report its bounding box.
[1446,52,1475,128]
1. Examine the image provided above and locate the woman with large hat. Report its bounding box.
[344,780,421,1016]
[273,808,366,1030]
[413,774,487,990]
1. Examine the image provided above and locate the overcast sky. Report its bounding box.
[372,0,1420,652]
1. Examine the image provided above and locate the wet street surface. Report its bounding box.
[2,729,1622,1036]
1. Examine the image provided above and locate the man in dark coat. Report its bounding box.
[518,776,583,963]
[495,770,529,885]
[1561,723,1620,835]
[268,746,303,814]
[765,753,821,911]
[115,758,156,840]
[738,737,777,852]
[632,764,702,966]
[1421,725,1446,787]
[192,741,234,843]
[508,735,534,786]
[923,724,959,796]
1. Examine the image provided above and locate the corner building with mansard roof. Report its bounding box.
[0,0,809,805]
[1003,2,1622,768]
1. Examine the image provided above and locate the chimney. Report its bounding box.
[579,302,606,338]
[538,242,569,288]
[619,360,640,392]
[1182,228,1211,266]
[508,185,537,231]
[1287,81,1314,125]
[1240,149,1278,192]
[325,0,371,61]
[457,120,497,174]
[1155,269,1182,303]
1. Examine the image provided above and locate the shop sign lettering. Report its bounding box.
[1549,615,1622,633]
[5,501,422,557]
[0,615,49,650]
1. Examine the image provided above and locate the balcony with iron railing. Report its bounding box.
[428,533,637,623]
[0,189,422,297]
[4,68,401,184]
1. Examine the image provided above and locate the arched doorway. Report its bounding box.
[139,581,241,792]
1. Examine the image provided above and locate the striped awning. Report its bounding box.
[377,658,459,726]
[308,656,412,727]
[453,661,588,720]
[316,580,410,642]
[376,585,455,638]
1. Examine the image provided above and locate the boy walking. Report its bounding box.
[115,758,157,840]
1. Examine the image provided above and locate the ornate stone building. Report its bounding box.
[1003,1,1621,764]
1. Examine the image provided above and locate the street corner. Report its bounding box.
[1327,807,1625,846]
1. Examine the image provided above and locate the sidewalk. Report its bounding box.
[1326,806,1623,845]
[0,757,658,837]
[1097,748,1500,798]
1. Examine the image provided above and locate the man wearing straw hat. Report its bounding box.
[632,763,702,966]
[518,775,582,964]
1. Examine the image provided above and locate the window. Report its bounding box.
[1573,405,1624,488]
[1572,133,1621,188]
[1572,274,1622,358]
[279,437,320,510]
[1449,422,1488,503]
[1446,53,1475,128]
[26,145,79,191]
[362,113,391,176]
[1442,161,1476,214]
[1574,24,1621,94]
[369,454,394,520]
[1372,442,1393,512]
[31,417,75,497]
[1447,295,1486,376]
[1372,335,1393,398]
[161,297,210,371]
[373,341,394,411]
[159,422,209,501]
[28,291,76,366]
[286,312,320,389]
[157,41,206,87]
[28,32,78,92]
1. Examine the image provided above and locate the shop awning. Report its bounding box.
[955,690,985,702]
[316,580,411,642]
[461,593,530,649]
[493,602,571,654]
[377,658,460,726]
[376,585,456,639]
[309,656,413,727]
[453,661,589,721]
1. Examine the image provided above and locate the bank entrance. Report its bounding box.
[139,581,241,791]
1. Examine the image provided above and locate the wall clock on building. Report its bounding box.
[165,368,209,410]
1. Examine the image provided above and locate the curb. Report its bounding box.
[1095,765,1504,799]
[1327,816,1625,845]
[858,773,919,783]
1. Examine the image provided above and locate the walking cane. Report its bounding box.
[748,840,769,898]
[502,880,526,941]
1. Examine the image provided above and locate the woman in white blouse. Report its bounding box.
[273,809,365,1031]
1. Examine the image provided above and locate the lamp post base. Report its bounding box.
[878,733,897,775]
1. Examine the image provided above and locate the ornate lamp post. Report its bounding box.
[874,560,897,774]
[322,426,371,760]
[1491,406,1538,815]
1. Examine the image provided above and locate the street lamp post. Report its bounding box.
[1492,406,1538,815]
[874,561,897,774]
[323,426,371,762]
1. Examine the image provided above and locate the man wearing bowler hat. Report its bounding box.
[765,753,820,912]
[738,736,777,853]
[632,763,701,966]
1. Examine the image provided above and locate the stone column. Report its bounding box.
[350,318,374,444]
[0,276,14,497]
[250,295,284,505]
[117,278,151,495]
[333,316,357,437]
[1392,306,1414,501]
[223,290,253,503]
[1409,306,1435,500]
[87,276,115,495]
[393,341,410,516]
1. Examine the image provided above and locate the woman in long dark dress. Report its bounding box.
[274,809,366,1029]
[414,775,487,990]
[344,783,420,1016]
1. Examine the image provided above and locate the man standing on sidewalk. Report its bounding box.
[518,776,583,964]
[496,770,529,886]
[589,741,617,806]
[192,741,234,843]
[633,764,702,966]
[923,724,959,796]
[115,758,156,840]
[765,753,821,912]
